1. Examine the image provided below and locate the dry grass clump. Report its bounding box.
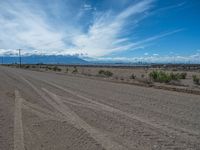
[72,66,78,73]
[149,71,187,83]
[98,70,113,77]
[130,74,136,79]
[193,75,200,85]
[52,66,61,72]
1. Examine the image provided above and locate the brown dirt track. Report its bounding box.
[0,66,200,150]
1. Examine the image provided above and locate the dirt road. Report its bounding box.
[0,66,200,150]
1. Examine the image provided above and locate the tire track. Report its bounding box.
[20,76,127,150]
[14,90,25,150]
[42,88,127,150]
[14,89,62,150]
[43,81,200,148]
[22,103,63,122]
[63,97,200,140]
[18,72,200,149]
[46,81,164,130]
[56,82,200,134]
[15,70,200,137]
[22,99,64,121]
[13,70,177,132]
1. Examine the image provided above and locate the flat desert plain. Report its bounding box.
[0,66,200,150]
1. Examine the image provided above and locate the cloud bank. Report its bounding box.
[92,53,200,64]
[0,0,190,63]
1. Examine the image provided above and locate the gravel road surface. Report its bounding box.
[0,66,200,150]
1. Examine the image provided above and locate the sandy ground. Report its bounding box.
[0,66,200,150]
[25,65,200,90]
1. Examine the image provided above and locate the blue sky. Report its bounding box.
[0,0,200,63]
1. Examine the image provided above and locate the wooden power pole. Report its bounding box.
[19,49,21,68]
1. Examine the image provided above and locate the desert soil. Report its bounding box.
[0,66,200,150]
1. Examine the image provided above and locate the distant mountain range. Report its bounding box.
[1,55,88,64]
[1,55,196,65]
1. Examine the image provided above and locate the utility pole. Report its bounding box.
[1,56,3,65]
[19,49,21,68]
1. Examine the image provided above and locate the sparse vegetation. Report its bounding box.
[192,75,200,85]
[45,66,52,71]
[179,72,187,79]
[170,72,187,80]
[98,70,113,77]
[52,66,61,72]
[149,71,171,83]
[25,65,30,69]
[72,66,78,73]
[149,71,187,83]
[47,66,52,70]
[169,72,180,80]
[66,68,69,73]
[7,64,199,92]
[172,68,178,71]
[130,73,136,79]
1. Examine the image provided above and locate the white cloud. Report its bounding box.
[0,49,19,56]
[93,53,200,64]
[66,0,182,57]
[0,0,183,58]
[68,0,155,57]
[83,4,93,11]
[0,1,66,51]
[117,0,154,19]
